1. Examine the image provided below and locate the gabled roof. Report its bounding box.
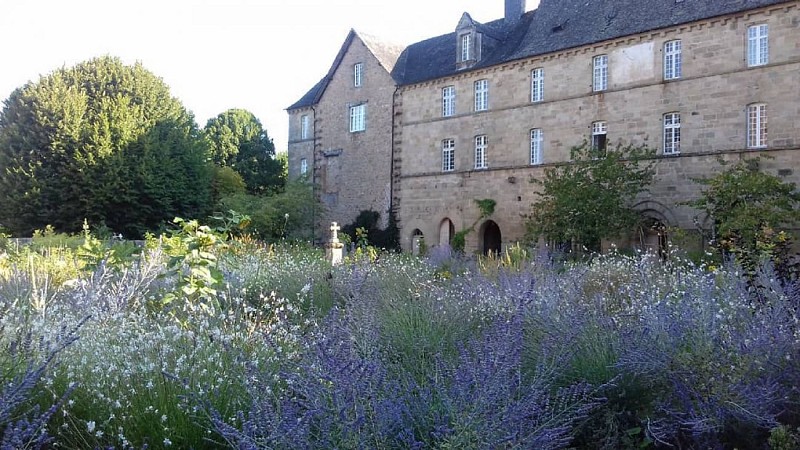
[287,29,404,111]
[391,0,794,86]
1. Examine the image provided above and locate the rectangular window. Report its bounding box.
[442,86,455,117]
[300,158,308,175]
[474,79,488,112]
[747,24,769,67]
[354,63,363,87]
[664,40,682,80]
[663,113,681,155]
[531,68,544,102]
[591,121,607,153]
[300,115,309,139]
[349,104,366,132]
[747,103,767,148]
[474,135,487,169]
[461,34,472,62]
[442,139,455,172]
[530,128,543,165]
[593,55,608,91]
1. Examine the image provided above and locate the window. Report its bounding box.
[664,40,682,80]
[442,139,455,172]
[474,135,487,169]
[530,129,543,165]
[300,158,308,175]
[747,24,769,67]
[591,121,607,153]
[354,63,363,87]
[461,34,472,62]
[747,103,767,148]
[663,113,681,155]
[474,79,488,112]
[349,104,366,132]
[442,86,455,117]
[531,68,544,102]
[593,55,608,92]
[300,115,309,139]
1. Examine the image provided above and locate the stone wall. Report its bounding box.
[396,3,800,252]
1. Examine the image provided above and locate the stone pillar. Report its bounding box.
[325,222,344,265]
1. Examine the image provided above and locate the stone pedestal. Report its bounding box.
[326,221,344,266]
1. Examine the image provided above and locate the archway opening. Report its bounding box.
[411,229,424,256]
[439,218,455,246]
[639,217,668,259]
[481,220,502,256]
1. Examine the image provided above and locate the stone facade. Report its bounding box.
[286,31,402,236]
[289,0,800,252]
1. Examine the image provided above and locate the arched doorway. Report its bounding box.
[639,217,667,259]
[411,229,424,256]
[439,219,455,246]
[481,220,502,256]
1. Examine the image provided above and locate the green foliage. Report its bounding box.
[688,158,800,279]
[451,198,497,253]
[216,179,320,242]
[341,210,400,250]
[768,425,800,450]
[161,217,227,316]
[526,141,657,253]
[0,56,212,238]
[212,166,247,201]
[204,109,285,194]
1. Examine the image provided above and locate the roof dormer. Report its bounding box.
[456,13,482,70]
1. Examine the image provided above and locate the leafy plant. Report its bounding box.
[526,141,657,254]
[452,198,496,253]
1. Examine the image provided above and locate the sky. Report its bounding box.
[0,0,538,153]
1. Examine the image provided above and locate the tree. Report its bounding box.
[203,109,285,194]
[526,141,657,253]
[0,56,212,237]
[688,157,800,279]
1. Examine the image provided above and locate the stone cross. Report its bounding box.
[330,222,340,242]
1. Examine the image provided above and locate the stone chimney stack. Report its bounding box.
[505,0,526,24]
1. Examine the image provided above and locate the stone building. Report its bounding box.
[288,0,800,253]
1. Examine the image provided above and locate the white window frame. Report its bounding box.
[300,114,309,140]
[461,33,472,62]
[593,55,608,92]
[442,86,455,117]
[531,68,544,102]
[474,79,488,112]
[474,135,487,169]
[442,139,455,172]
[354,62,363,87]
[300,158,308,175]
[747,24,769,67]
[664,40,682,80]
[663,112,681,155]
[747,103,767,148]
[530,128,543,165]
[591,121,607,152]
[349,104,366,132]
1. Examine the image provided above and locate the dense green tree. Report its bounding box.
[526,141,657,253]
[203,109,285,194]
[688,157,800,279]
[0,56,212,237]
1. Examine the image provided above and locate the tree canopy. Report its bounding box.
[525,141,657,253]
[0,56,212,237]
[204,109,284,194]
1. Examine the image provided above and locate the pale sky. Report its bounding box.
[0,0,537,153]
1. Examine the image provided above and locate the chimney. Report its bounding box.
[505,0,525,24]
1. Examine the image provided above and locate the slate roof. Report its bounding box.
[290,0,794,108]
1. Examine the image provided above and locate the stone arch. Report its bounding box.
[632,200,676,227]
[410,228,424,256]
[479,220,502,256]
[439,218,455,246]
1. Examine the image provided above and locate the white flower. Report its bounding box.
[164,438,172,446]
[87,421,96,433]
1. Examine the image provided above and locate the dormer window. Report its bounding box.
[461,34,472,62]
